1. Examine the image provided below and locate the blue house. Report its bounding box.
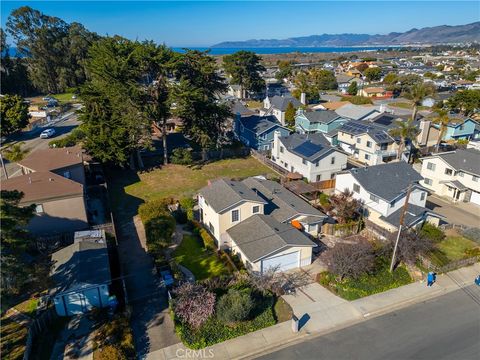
[235,114,290,151]
[295,109,348,134]
[437,118,480,141]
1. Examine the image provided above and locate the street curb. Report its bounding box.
[236,282,471,360]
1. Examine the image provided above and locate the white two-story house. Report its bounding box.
[271,131,348,182]
[420,148,480,205]
[261,95,302,125]
[335,162,442,232]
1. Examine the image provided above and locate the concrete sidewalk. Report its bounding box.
[145,263,480,360]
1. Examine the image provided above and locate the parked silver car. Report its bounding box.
[40,128,56,139]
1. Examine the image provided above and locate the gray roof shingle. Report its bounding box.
[380,204,443,228]
[50,241,111,295]
[226,214,315,262]
[269,95,302,112]
[349,162,423,202]
[199,178,267,213]
[430,149,480,176]
[301,110,342,124]
[238,115,284,135]
[335,103,381,120]
[242,177,326,222]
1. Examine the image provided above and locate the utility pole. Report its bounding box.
[0,152,8,180]
[390,183,413,272]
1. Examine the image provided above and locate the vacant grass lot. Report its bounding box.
[125,157,275,202]
[430,234,479,267]
[173,235,228,280]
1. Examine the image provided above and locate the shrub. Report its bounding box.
[419,223,445,243]
[319,193,330,207]
[341,95,373,105]
[174,283,216,329]
[199,228,216,251]
[96,345,126,360]
[217,289,254,324]
[321,239,375,280]
[465,247,480,257]
[171,148,193,165]
[138,198,176,254]
[94,313,134,360]
[179,197,195,221]
[49,127,85,148]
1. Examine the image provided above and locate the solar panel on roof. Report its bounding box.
[293,141,321,158]
[374,116,395,126]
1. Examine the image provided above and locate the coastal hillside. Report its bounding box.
[212,22,480,48]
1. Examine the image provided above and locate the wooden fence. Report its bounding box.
[312,179,336,190]
[364,219,397,241]
[418,254,480,274]
[251,150,288,176]
[23,307,57,360]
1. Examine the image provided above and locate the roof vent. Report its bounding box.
[274,227,279,231]
[28,177,31,184]
[49,178,54,182]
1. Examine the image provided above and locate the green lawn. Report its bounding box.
[388,102,429,111]
[273,297,293,323]
[0,316,28,360]
[430,235,479,266]
[52,92,79,104]
[14,298,38,318]
[318,259,412,301]
[125,157,275,202]
[173,235,228,280]
[245,100,263,109]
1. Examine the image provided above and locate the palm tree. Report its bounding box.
[431,109,450,153]
[389,120,420,160]
[3,143,29,162]
[403,83,436,122]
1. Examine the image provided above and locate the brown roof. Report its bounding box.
[323,101,349,110]
[2,171,84,203]
[18,146,84,172]
[363,87,386,93]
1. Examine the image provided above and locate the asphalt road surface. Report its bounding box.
[257,285,480,360]
[1,109,81,180]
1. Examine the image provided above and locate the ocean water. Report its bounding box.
[172,46,402,55]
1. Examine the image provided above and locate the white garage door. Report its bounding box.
[261,251,299,273]
[470,191,480,205]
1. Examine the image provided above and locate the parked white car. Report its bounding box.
[40,128,56,139]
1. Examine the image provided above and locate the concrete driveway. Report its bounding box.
[426,195,480,227]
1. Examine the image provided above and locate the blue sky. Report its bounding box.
[1,1,479,46]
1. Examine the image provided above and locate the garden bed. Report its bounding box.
[174,291,276,349]
[318,258,412,301]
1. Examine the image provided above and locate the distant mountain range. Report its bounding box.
[212,22,480,48]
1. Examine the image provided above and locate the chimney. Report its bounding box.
[300,92,306,105]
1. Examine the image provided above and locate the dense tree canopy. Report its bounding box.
[446,90,480,116]
[0,94,30,137]
[275,60,293,81]
[223,50,265,97]
[1,190,35,295]
[363,67,382,82]
[6,6,99,94]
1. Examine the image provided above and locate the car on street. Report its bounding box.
[40,128,56,139]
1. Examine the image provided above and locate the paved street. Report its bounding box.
[257,285,480,360]
[1,109,81,180]
[426,195,480,227]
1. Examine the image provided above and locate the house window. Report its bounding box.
[356,138,361,144]
[353,183,360,193]
[263,145,269,150]
[365,154,371,160]
[330,174,335,180]
[316,161,319,167]
[209,222,214,234]
[473,176,479,182]
[390,199,396,208]
[259,133,266,140]
[458,172,464,177]
[231,209,240,223]
[35,204,44,214]
[280,146,284,153]
[350,134,353,139]
[426,162,436,171]
[316,175,322,181]
[459,124,464,130]
[284,163,288,168]
[252,206,260,214]
[445,168,453,175]
[420,192,426,201]
[63,171,71,179]
[302,159,307,165]
[366,141,372,148]
[380,143,388,150]
[370,194,379,203]
[424,178,433,186]
[331,157,335,165]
